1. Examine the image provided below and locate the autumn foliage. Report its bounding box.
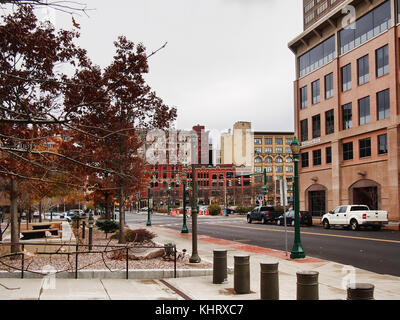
[0,5,177,249]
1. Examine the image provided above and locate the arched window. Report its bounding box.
[265,157,273,164]
[286,157,293,163]
[255,157,262,163]
[276,157,283,163]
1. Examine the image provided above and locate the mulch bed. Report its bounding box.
[0,225,212,276]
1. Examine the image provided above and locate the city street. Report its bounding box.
[125,213,400,277]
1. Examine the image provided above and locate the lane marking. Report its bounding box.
[205,223,400,245]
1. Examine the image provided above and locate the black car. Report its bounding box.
[276,210,313,227]
[247,206,283,224]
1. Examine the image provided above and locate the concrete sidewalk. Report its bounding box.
[0,222,399,300]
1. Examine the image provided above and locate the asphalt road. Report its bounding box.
[125,213,400,277]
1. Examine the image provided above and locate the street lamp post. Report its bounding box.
[88,213,94,252]
[181,172,189,234]
[290,137,306,259]
[189,164,201,263]
[167,184,171,216]
[146,183,152,227]
[262,168,267,206]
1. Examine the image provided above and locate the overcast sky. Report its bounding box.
[35,0,303,133]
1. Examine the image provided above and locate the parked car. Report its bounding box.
[247,206,283,224]
[44,212,61,220]
[68,209,83,217]
[321,205,388,231]
[276,210,313,227]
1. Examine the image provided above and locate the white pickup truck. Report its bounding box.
[321,205,388,231]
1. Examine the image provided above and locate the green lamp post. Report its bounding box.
[181,172,189,234]
[146,183,152,226]
[189,164,201,263]
[290,137,306,259]
[146,175,156,227]
[167,183,171,216]
[262,168,268,206]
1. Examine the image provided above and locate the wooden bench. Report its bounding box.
[20,228,59,240]
[32,224,52,230]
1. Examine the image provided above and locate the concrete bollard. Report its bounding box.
[260,261,279,300]
[234,255,250,294]
[213,249,228,284]
[347,283,374,300]
[296,271,319,300]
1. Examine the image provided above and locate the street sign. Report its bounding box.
[258,195,263,201]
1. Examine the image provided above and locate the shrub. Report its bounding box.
[208,203,221,216]
[125,228,156,243]
[110,228,156,243]
[95,219,119,238]
[234,206,254,214]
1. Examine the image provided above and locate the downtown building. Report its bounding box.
[139,125,253,208]
[289,0,400,219]
[221,122,295,206]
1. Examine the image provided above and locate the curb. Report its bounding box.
[0,268,214,280]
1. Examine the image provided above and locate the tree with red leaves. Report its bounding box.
[0,6,88,253]
[61,36,177,243]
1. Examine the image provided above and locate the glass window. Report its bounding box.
[358,96,370,126]
[326,146,332,164]
[325,109,334,135]
[313,149,322,166]
[342,103,352,130]
[343,142,353,161]
[300,86,308,109]
[265,147,273,154]
[341,64,352,92]
[286,147,292,154]
[325,73,333,99]
[255,147,262,154]
[286,157,293,163]
[276,157,283,163]
[340,1,391,55]
[312,114,321,138]
[301,152,309,168]
[357,55,369,85]
[266,166,273,173]
[275,138,283,145]
[276,147,283,154]
[359,138,371,158]
[286,138,292,145]
[299,35,336,77]
[377,89,390,120]
[312,79,321,104]
[266,157,273,163]
[255,157,262,163]
[254,138,262,145]
[378,134,388,155]
[286,166,294,173]
[265,138,273,145]
[276,166,283,173]
[301,119,308,142]
[398,0,400,22]
[255,167,262,173]
[376,45,389,77]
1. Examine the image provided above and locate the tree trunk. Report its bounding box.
[118,188,125,244]
[105,192,110,220]
[39,199,42,222]
[10,178,20,257]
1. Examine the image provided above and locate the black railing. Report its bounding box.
[0,242,177,279]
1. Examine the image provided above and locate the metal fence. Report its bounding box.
[0,242,177,279]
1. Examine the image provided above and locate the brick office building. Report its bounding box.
[142,164,253,208]
[289,0,400,219]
